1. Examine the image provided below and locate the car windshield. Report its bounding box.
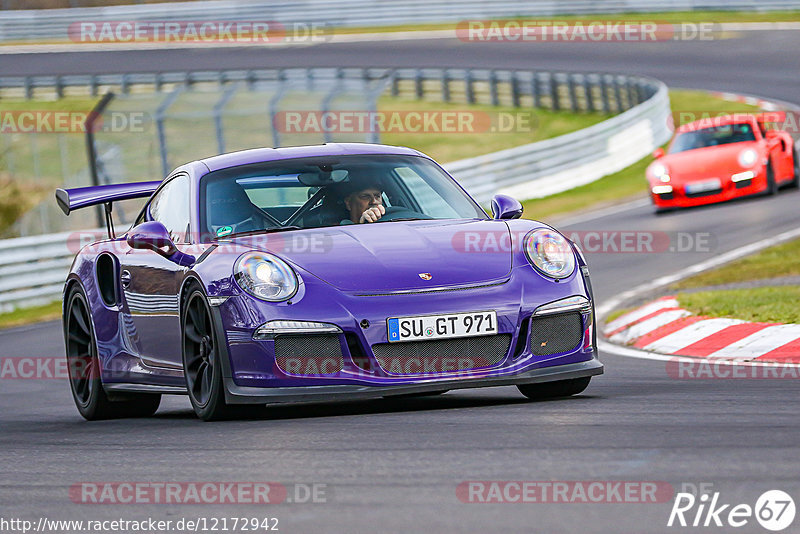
[200,154,488,239]
[669,123,757,154]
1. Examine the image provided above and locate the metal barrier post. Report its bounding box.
[531,72,541,108]
[549,74,560,111]
[213,82,241,153]
[155,87,183,176]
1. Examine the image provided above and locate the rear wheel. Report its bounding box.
[182,287,233,421]
[517,377,591,400]
[64,286,161,420]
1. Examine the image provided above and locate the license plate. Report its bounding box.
[387,311,498,343]
[685,179,721,194]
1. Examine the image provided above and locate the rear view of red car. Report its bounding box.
[646,114,799,212]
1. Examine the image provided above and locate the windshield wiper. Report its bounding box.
[215,226,302,240]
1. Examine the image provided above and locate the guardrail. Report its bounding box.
[0,66,669,312]
[2,0,800,41]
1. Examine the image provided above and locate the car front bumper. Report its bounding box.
[221,357,603,405]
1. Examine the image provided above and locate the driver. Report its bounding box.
[337,174,386,224]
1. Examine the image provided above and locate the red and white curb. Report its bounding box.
[603,296,800,363]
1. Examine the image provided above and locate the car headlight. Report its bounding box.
[738,149,758,168]
[651,162,668,179]
[234,252,298,302]
[523,229,576,279]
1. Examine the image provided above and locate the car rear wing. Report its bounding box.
[55,181,162,238]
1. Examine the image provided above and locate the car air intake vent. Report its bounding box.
[684,187,722,198]
[372,334,511,375]
[530,312,584,356]
[274,335,343,375]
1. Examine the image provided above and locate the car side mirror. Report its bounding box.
[491,194,523,220]
[652,148,665,159]
[127,221,178,256]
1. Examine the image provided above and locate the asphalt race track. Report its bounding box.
[2,31,800,533]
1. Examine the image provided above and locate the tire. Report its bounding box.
[64,286,161,420]
[517,377,591,400]
[766,163,778,196]
[790,148,800,189]
[182,286,233,421]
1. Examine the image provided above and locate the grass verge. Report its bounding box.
[378,97,611,163]
[0,301,62,330]
[672,238,800,289]
[677,287,800,324]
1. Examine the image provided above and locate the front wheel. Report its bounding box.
[182,287,233,421]
[64,286,161,420]
[766,164,778,195]
[517,377,591,400]
[790,148,800,189]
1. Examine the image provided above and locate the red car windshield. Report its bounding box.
[669,123,757,154]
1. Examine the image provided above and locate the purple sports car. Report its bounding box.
[56,143,602,421]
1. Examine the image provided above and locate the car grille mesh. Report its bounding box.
[529,312,584,356]
[684,187,723,198]
[274,334,343,375]
[371,334,511,375]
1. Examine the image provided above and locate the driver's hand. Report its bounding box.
[360,205,385,223]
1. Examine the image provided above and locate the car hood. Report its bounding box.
[658,142,761,182]
[230,219,512,292]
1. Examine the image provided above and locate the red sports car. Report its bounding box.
[646,113,799,211]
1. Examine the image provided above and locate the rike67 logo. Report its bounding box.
[668,488,795,531]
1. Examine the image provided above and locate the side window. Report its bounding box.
[149,174,191,243]
[394,167,459,218]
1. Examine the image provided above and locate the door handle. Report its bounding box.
[120,270,132,289]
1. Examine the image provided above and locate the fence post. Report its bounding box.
[549,73,560,111]
[489,70,499,106]
[414,69,424,99]
[441,69,450,102]
[321,70,345,143]
[269,71,288,148]
[583,75,595,112]
[600,75,611,114]
[465,69,475,104]
[24,76,32,99]
[155,87,183,177]
[613,76,624,112]
[511,71,521,108]
[567,74,578,112]
[85,92,115,229]
[531,72,541,108]
[391,70,400,97]
[626,78,637,107]
[213,82,240,154]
